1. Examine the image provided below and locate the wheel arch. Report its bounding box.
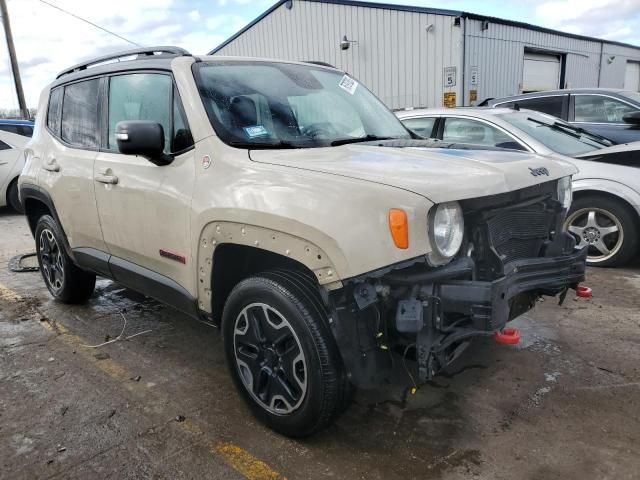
[572,179,640,220]
[572,188,640,227]
[20,184,75,260]
[196,221,345,322]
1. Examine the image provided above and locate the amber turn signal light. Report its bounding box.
[388,208,409,249]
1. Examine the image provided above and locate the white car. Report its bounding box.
[396,107,640,267]
[0,130,27,212]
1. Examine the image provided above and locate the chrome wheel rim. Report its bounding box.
[39,229,64,292]
[233,303,307,415]
[565,208,623,263]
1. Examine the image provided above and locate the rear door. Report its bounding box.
[93,71,196,293]
[37,80,107,253]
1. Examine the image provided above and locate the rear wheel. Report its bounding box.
[565,195,639,267]
[35,215,96,303]
[222,270,349,437]
[7,179,23,213]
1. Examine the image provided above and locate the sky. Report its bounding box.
[1,0,639,110]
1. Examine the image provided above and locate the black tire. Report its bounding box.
[35,215,96,303]
[7,179,23,213]
[565,195,639,267]
[222,270,349,437]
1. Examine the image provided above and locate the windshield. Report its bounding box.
[499,111,609,156]
[193,61,411,148]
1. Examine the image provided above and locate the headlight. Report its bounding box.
[429,201,464,263]
[557,176,572,210]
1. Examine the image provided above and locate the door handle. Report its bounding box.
[42,158,60,172]
[95,174,119,185]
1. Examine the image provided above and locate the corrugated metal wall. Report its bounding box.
[213,0,640,108]
[463,19,603,104]
[214,1,464,109]
[600,43,640,88]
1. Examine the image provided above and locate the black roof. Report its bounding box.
[209,0,640,55]
[53,47,191,86]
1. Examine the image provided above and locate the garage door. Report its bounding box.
[624,62,640,91]
[522,52,561,93]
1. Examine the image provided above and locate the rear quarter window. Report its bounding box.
[47,87,63,135]
[61,79,100,148]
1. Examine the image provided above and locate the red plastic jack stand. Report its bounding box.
[576,285,593,298]
[494,328,521,345]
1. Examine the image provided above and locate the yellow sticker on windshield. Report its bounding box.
[339,75,358,95]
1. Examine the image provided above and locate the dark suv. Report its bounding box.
[486,89,640,144]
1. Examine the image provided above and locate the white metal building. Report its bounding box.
[209,0,640,109]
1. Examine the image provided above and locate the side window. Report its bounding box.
[47,87,63,134]
[512,96,564,118]
[442,118,521,149]
[0,140,11,151]
[61,79,100,148]
[574,95,637,123]
[108,73,172,152]
[401,117,436,138]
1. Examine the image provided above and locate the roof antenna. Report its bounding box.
[512,102,520,111]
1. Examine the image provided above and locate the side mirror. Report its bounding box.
[622,110,640,126]
[115,121,170,165]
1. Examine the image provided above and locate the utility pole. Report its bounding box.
[0,0,28,119]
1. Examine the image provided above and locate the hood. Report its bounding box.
[574,141,640,168]
[249,142,576,203]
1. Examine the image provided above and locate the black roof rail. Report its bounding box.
[56,46,191,79]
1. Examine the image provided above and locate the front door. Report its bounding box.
[93,72,196,295]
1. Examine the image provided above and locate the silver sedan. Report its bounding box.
[396,107,640,267]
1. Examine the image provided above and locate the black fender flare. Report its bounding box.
[20,183,76,261]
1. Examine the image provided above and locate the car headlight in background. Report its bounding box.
[557,176,572,210]
[429,201,464,264]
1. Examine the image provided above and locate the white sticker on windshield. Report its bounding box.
[338,75,358,95]
[243,125,269,138]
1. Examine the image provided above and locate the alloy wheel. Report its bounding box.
[565,208,623,263]
[39,229,65,292]
[233,303,307,415]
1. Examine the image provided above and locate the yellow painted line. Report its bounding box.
[214,442,287,480]
[0,281,22,302]
[1,281,286,480]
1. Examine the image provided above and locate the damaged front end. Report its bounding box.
[328,181,587,388]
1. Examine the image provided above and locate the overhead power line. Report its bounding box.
[37,0,142,47]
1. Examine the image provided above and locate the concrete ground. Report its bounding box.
[1,207,639,480]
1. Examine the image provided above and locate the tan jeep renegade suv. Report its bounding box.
[20,47,587,437]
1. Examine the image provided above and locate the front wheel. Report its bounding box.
[565,195,639,267]
[222,270,349,437]
[35,215,96,303]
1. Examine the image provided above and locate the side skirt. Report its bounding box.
[73,247,201,320]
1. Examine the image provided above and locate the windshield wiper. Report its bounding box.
[527,117,612,146]
[330,135,394,146]
[228,140,302,149]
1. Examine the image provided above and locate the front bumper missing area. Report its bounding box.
[408,247,587,380]
[437,246,588,330]
[331,246,588,388]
